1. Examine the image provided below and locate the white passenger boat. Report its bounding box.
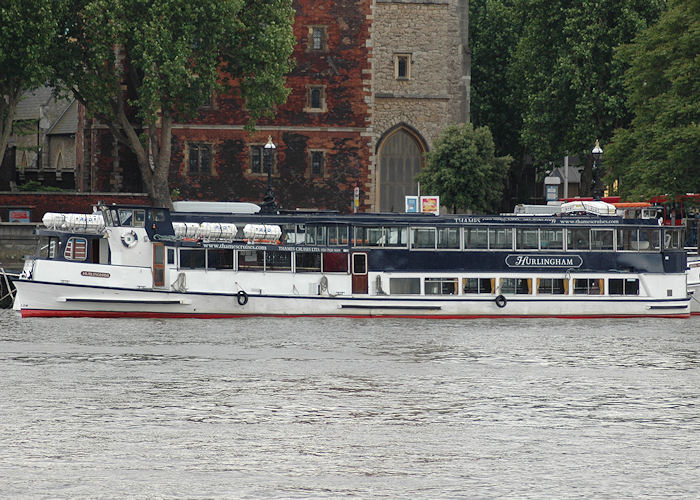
[12,202,690,318]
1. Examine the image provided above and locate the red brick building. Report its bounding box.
[78,0,470,213]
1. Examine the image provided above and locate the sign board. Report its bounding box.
[405,196,419,213]
[9,209,31,223]
[420,196,440,215]
[545,184,559,202]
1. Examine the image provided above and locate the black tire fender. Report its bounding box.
[495,294,507,308]
[236,290,248,306]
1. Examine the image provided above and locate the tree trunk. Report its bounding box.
[0,84,21,182]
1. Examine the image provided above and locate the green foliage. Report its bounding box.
[607,0,700,199]
[51,0,295,206]
[512,0,664,168]
[416,124,512,213]
[18,180,64,192]
[0,0,62,168]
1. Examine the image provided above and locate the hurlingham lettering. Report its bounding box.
[506,254,583,268]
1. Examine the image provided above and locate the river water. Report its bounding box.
[1,310,699,498]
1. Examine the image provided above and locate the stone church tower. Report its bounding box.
[370,0,470,211]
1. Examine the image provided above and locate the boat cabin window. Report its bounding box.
[639,229,661,251]
[464,228,488,249]
[389,277,420,295]
[591,229,614,250]
[179,248,205,269]
[500,278,531,294]
[306,226,326,245]
[296,252,322,272]
[462,277,493,294]
[617,229,640,251]
[207,249,234,269]
[167,248,175,265]
[516,228,539,250]
[385,227,409,247]
[568,228,590,250]
[64,237,88,261]
[355,226,384,246]
[327,225,349,246]
[537,278,567,294]
[540,229,564,250]
[238,250,265,271]
[265,251,292,271]
[437,227,460,249]
[411,228,436,249]
[664,229,683,249]
[425,277,458,295]
[322,252,348,273]
[151,209,166,222]
[489,228,513,250]
[109,208,145,227]
[573,278,603,295]
[609,278,639,295]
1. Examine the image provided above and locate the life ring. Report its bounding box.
[236,290,248,306]
[495,294,507,308]
[121,230,138,248]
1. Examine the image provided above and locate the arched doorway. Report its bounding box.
[377,126,426,212]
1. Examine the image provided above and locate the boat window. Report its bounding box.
[489,228,513,250]
[354,226,384,246]
[64,237,88,261]
[151,209,166,222]
[389,277,420,294]
[265,250,292,271]
[516,228,539,250]
[207,249,234,269]
[43,237,59,259]
[385,227,408,247]
[327,225,349,246]
[180,248,206,269]
[323,252,348,273]
[305,226,326,245]
[500,277,531,294]
[167,248,175,265]
[664,229,683,249]
[537,278,567,294]
[464,228,488,249]
[617,229,639,250]
[609,278,639,295]
[412,228,436,249]
[281,224,301,244]
[296,252,322,272]
[639,229,661,251]
[133,209,146,228]
[540,229,564,250]
[352,253,367,275]
[462,277,493,294]
[573,278,603,295]
[117,209,134,227]
[437,227,460,249]
[591,229,614,250]
[568,228,590,250]
[102,210,113,226]
[238,250,264,271]
[425,277,458,295]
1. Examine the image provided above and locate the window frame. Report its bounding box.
[305,85,327,113]
[188,142,212,175]
[394,53,412,80]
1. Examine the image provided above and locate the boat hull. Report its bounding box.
[13,279,691,319]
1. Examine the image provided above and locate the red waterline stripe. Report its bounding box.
[20,309,690,319]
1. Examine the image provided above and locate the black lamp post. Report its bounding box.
[261,136,278,213]
[591,139,603,200]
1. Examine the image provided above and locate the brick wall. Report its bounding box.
[0,192,151,222]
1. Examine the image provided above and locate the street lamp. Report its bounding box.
[591,139,603,200]
[261,136,278,213]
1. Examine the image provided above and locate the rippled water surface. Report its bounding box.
[1,310,699,498]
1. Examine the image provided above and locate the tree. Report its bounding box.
[416,123,511,213]
[53,0,295,208]
[606,0,700,199]
[511,0,663,194]
[0,0,62,178]
[470,0,529,208]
